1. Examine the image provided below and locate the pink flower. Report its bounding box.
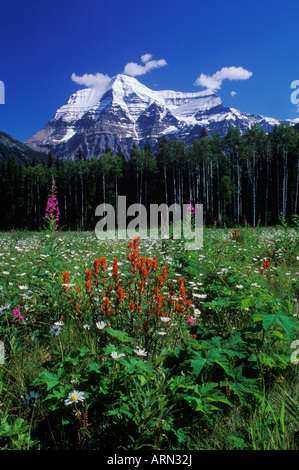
[186,316,195,325]
[293,299,297,303]
[45,177,60,230]
[13,306,24,321]
[186,204,195,215]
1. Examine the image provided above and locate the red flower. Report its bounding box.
[75,302,81,314]
[101,295,113,316]
[146,258,152,271]
[140,266,149,281]
[94,258,100,276]
[85,280,92,293]
[112,257,119,281]
[62,271,70,291]
[162,265,167,279]
[117,285,125,302]
[63,271,70,284]
[100,256,107,271]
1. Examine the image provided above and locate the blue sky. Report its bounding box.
[0,0,298,142]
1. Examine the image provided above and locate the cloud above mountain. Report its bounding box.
[70,54,167,94]
[195,66,253,90]
[123,54,167,77]
[71,72,111,94]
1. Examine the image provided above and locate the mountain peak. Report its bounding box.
[24,75,288,158]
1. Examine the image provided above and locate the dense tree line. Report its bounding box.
[0,123,298,231]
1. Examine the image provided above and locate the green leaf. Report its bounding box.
[241,298,253,309]
[180,382,232,415]
[225,366,261,404]
[190,351,207,376]
[64,348,92,366]
[32,369,63,391]
[191,339,231,377]
[262,312,298,338]
[105,327,135,343]
[88,362,102,374]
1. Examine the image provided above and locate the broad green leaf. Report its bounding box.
[32,369,63,391]
[190,351,207,376]
[262,312,298,338]
[106,327,135,343]
[88,362,102,374]
[226,366,261,404]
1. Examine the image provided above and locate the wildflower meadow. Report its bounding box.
[0,181,298,452]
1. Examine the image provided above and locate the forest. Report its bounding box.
[0,122,298,231]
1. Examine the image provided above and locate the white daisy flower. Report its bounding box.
[70,378,80,385]
[96,321,107,330]
[50,325,62,336]
[64,391,85,406]
[110,351,125,359]
[134,347,147,356]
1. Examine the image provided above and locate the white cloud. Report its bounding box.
[123,54,167,77]
[195,74,221,90]
[195,66,253,90]
[70,53,167,93]
[141,53,152,63]
[71,72,111,93]
[231,91,237,96]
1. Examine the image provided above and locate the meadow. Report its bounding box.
[0,221,298,450]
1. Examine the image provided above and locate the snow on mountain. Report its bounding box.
[24,74,293,158]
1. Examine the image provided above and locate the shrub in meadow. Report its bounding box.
[60,235,195,361]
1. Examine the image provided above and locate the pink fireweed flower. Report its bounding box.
[45,177,60,230]
[186,204,195,215]
[13,306,24,321]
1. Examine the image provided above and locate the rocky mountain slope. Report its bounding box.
[0,130,46,163]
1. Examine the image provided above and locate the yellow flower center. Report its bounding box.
[70,394,78,401]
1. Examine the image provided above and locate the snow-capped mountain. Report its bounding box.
[24,74,291,158]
